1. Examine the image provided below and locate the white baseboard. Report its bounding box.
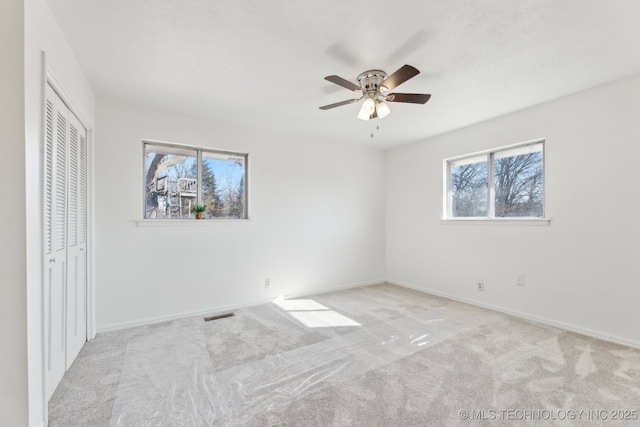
[96,278,385,333]
[282,278,385,300]
[387,279,640,350]
[97,296,275,333]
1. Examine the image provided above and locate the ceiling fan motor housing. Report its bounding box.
[357,70,388,98]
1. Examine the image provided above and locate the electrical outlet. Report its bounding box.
[477,281,484,291]
[517,275,525,286]
[265,278,271,288]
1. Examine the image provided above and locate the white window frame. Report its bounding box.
[141,140,249,222]
[442,138,549,225]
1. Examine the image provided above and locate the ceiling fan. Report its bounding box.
[319,64,431,120]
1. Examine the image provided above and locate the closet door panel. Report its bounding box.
[44,85,67,400]
[66,112,87,367]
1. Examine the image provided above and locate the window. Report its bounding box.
[143,141,247,219]
[445,140,544,219]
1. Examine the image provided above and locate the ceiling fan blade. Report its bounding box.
[386,93,431,104]
[324,75,362,92]
[379,65,420,91]
[319,98,361,110]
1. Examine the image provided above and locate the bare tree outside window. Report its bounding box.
[493,151,543,217]
[144,142,247,219]
[451,160,488,217]
[145,147,197,219]
[446,141,544,219]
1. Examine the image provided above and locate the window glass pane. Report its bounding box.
[493,147,543,217]
[144,145,197,218]
[201,152,246,219]
[450,157,488,217]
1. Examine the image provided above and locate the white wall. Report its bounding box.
[23,0,96,425]
[95,98,385,330]
[386,73,640,347]
[0,1,29,425]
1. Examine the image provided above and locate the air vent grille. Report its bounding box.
[204,312,235,322]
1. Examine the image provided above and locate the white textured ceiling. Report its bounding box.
[47,0,640,149]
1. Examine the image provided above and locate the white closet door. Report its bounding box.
[44,84,67,400]
[44,83,89,399]
[65,111,87,367]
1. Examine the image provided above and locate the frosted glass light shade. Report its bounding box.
[358,103,370,120]
[363,97,375,113]
[376,101,391,119]
[358,97,376,120]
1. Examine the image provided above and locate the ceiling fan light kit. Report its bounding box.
[320,64,431,121]
[375,100,391,119]
[357,103,373,120]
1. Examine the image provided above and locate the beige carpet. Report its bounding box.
[49,283,640,426]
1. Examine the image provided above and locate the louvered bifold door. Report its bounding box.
[44,84,68,400]
[65,111,88,368]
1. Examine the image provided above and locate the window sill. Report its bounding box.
[136,218,252,227]
[441,217,551,226]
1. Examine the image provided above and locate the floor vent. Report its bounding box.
[204,312,235,322]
